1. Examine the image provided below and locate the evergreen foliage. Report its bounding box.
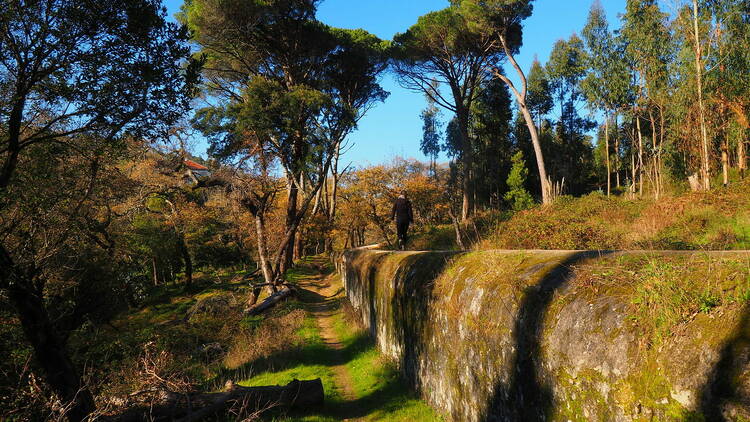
[504,152,535,211]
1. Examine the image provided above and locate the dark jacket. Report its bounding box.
[391,197,413,224]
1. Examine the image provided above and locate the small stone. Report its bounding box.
[671,390,693,408]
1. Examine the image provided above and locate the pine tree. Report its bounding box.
[505,152,535,211]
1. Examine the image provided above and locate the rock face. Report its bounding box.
[341,248,750,422]
[187,293,238,321]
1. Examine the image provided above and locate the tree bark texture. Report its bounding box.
[495,36,551,205]
[282,180,299,275]
[605,113,611,197]
[739,139,746,178]
[693,0,711,190]
[615,112,621,188]
[722,140,729,186]
[456,105,474,221]
[636,115,644,196]
[8,282,96,422]
[246,285,296,315]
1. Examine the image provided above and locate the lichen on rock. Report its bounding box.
[341,248,750,421]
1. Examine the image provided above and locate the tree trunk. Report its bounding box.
[693,0,711,190]
[152,256,159,286]
[311,178,323,217]
[330,152,340,223]
[293,232,303,261]
[739,138,746,178]
[658,105,667,197]
[495,36,551,205]
[456,106,473,221]
[0,96,26,189]
[631,150,636,196]
[449,209,466,250]
[246,285,296,315]
[605,112,611,197]
[649,109,661,199]
[722,140,729,187]
[615,111,621,188]
[8,282,95,422]
[636,115,644,197]
[522,105,551,203]
[282,180,299,275]
[249,212,277,306]
[250,206,276,288]
[178,236,192,286]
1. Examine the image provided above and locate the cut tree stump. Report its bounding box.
[108,378,323,422]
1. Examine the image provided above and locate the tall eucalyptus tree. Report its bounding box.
[581,1,631,195]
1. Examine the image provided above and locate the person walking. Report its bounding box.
[391,191,413,250]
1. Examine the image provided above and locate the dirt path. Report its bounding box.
[278,258,439,422]
[295,260,359,418]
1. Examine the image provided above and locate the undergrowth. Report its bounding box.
[59,269,308,418]
[573,253,750,344]
[479,178,750,251]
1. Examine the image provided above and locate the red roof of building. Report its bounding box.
[185,159,209,171]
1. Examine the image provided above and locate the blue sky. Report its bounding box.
[164,0,627,167]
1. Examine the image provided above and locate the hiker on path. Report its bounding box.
[391,191,413,250]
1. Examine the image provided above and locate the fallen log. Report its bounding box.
[241,268,261,280]
[245,284,297,315]
[109,379,323,422]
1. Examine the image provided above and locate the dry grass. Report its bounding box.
[224,309,306,370]
[570,253,750,343]
[481,178,750,251]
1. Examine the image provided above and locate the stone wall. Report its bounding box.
[340,248,750,422]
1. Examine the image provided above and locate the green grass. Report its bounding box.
[239,315,342,400]
[572,254,750,344]
[238,302,442,421]
[331,313,441,421]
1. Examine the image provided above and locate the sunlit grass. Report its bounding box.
[238,299,442,421]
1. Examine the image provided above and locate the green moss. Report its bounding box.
[345,248,750,421]
[553,369,612,421]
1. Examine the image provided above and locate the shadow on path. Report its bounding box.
[225,255,435,421]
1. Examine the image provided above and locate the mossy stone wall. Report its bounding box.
[341,248,750,422]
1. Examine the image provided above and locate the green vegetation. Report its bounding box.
[2,0,749,420]
[345,246,750,421]
[505,151,536,212]
[0,259,442,421]
[331,312,441,422]
[478,179,750,251]
[238,316,343,406]
[66,273,309,398]
[239,287,442,421]
[570,254,750,343]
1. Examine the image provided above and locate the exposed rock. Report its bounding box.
[341,248,750,422]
